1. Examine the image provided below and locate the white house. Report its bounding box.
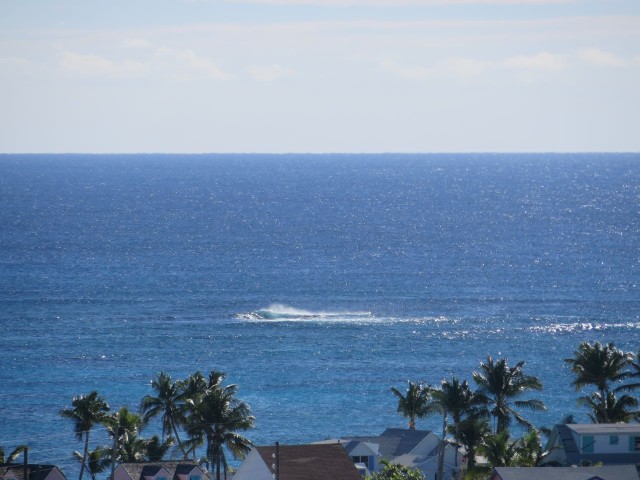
[317,428,463,480]
[232,443,362,480]
[540,423,640,466]
[113,462,208,480]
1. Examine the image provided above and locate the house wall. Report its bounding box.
[231,450,272,480]
[576,433,640,455]
[44,469,67,480]
[113,466,133,480]
[348,444,376,457]
[175,467,205,480]
[146,468,172,480]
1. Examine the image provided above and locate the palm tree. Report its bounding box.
[184,378,254,480]
[179,370,227,460]
[565,341,632,423]
[455,417,489,469]
[516,429,542,467]
[479,430,519,468]
[60,391,110,480]
[0,445,28,463]
[141,372,188,457]
[145,435,174,462]
[430,377,485,480]
[390,381,434,430]
[108,407,147,463]
[472,356,545,434]
[577,391,639,423]
[73,446,111,480]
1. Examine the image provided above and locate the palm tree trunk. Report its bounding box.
[170,419,188,459]
[80,433,89,480]
[600,387,609,423]
[437,410,447,480]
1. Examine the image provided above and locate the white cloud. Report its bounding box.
[57,48,228,81]
[155,48,229,80]
[503,52,568,70]
[123,38,153,49]
[579,48,628,67]
[380,52,568,81]
[59,51,148,78]
[246,64,295,81]
[0,57,31,69]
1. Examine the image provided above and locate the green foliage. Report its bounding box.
[565,341,636,423]
[364,460,425,480]
[60,391,110,480]
[73,446,111,480]
[472,356,545,434]
[390,381,435,430]
[183,371,255,480]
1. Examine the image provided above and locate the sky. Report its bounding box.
[0,0,639,153]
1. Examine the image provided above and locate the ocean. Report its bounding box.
[1,153,639,475]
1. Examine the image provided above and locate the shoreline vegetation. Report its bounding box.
[4,341,639,480]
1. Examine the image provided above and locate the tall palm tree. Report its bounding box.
[432,377,485,440]
[431,377,486,480]
[60,391,110,480]
[179,370,226,460]
[577,391,639,423]
[184,380,254,480]
[73,446,111,480]
[472,356,545,434]
[390,381,434,430]
[108,407,147,463]
[565,341,632,423]
[141,372,188,458]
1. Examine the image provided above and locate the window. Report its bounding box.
[190,476,201,480]
[635,437,640,451]
[609,435,619,445]
[352,456,369,468]
[582,435,594,453]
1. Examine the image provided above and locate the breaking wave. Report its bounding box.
[235,304,373,322]
[529,321,640,334]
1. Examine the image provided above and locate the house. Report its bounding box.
[113,462,209,480]
[490,465,640,480]
[317,428,463,479]
[231,443,362,480]
[0,464,67,480]
[540,424,640,467]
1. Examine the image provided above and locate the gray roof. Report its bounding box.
[493,465,640,480]
[0,464,67,480]
[566,424,640,435]
[117,462,207,480]
[339,429,433,458]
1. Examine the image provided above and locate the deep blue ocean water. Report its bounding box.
[1,153,639,475]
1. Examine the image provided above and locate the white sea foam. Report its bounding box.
[529,322,640,334]
[235,303,373,322]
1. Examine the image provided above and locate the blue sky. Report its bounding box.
[1,0,639,153]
